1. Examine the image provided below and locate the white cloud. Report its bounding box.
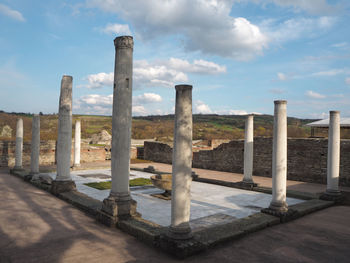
[332,42,348,49]
[167,58,226,74]
[0,4,25,22]
[74,92,163,115]
[346,77,350,85]
[261,16,337,43]
[86,0,268,60]
[312,68,350,77]
[133,93,162,104]
[277,72,286,81]
[100,23,131,35]
[80,72,113,89]
[249,0,342,15]
[305,90,326,99]
[80,57,225,89]
[194,101,212,114]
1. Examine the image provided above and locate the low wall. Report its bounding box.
[144,138,350,186]
[0,140,107,167]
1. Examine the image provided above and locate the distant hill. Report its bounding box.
[0,110,325,142]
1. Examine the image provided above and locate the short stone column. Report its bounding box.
[168,84,193,240]
[98,36,138,226]
[73,120,81,168]
[13,118,24,171]
[241,114,256,187]
[262,100,289,216]
[30,115,40,175]
[51,75,76,194]
[320,111,342,201]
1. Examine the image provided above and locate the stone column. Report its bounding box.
[98,36,138,226]
[51,75,76,194]
[13,118,24,171]
[30,115,40,175]
[168,84,193,240]
[242,114,256,186]
[73,120,81,168]
[321,111,342,201]
[266,100,288,214]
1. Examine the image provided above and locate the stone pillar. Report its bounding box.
[98,36,138,226]
[321,111,342,201]
[51,75,76,194]
[30,115,40,175]
[263,100,288,215]
[242,114,256,186]
[168,84,193,240]
[73,120,81,168]
[13,118,24,171]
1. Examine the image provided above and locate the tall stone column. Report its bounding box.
[321,111,342,201]
[98,36,138,226]
[168,84,193,240]
[262,100,288,216]
[51,75,76,194]
[30,115,40,175]
[73,120,81,168]
[242,114,256,186]
[13,118,24,171]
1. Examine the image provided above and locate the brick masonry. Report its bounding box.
[144,138,350,186]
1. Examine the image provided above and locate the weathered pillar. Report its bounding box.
[262,100,289,216]
[73,120,81,168]
[13,118,24,171]
[242,114,256,186]
[320,111,342,201]
[168,84,193,240]
[51,75,76,194]
[30,115,40,175]
[98,36,138,226]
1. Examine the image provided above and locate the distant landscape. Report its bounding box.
[1,110,349,142]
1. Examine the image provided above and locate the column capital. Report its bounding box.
[175,84,192,92]
[274,100,287,105]
[330,110,340,115]
[114,36,133,50]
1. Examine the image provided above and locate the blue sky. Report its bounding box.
[0,0,349,119]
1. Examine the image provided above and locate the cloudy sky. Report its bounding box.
[0,0,349,118]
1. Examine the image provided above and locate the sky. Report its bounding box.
[0,0,350,119]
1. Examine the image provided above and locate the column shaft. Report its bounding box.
[74,120,81,166]
[110,36,133,202]
[327,111,340,194]
[270,100,288,212]
[14,118,23,169]
[56,75,73,181]
[243,114,254,183]
[170,84,193,239]
[30,115,40,174]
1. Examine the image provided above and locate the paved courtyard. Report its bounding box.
[45,169,304,226]
[1,169,350,263]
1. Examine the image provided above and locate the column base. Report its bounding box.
[71,164,81,170]
[96,194,140,227]
[320,190,343,203]
[167,222,193,240]
[261,201,297,222]
[236,180,258,190]
[51,180,76,195]
[10,166,25,173]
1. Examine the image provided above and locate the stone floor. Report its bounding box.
[45,169,304,226]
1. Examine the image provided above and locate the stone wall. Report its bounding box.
[144,141,173,164]
[144,139,350,186]
[0,140,107,167]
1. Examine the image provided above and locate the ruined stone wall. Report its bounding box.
[144,139,350,186]
[144,141,173,164]
[0,140,107,167]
